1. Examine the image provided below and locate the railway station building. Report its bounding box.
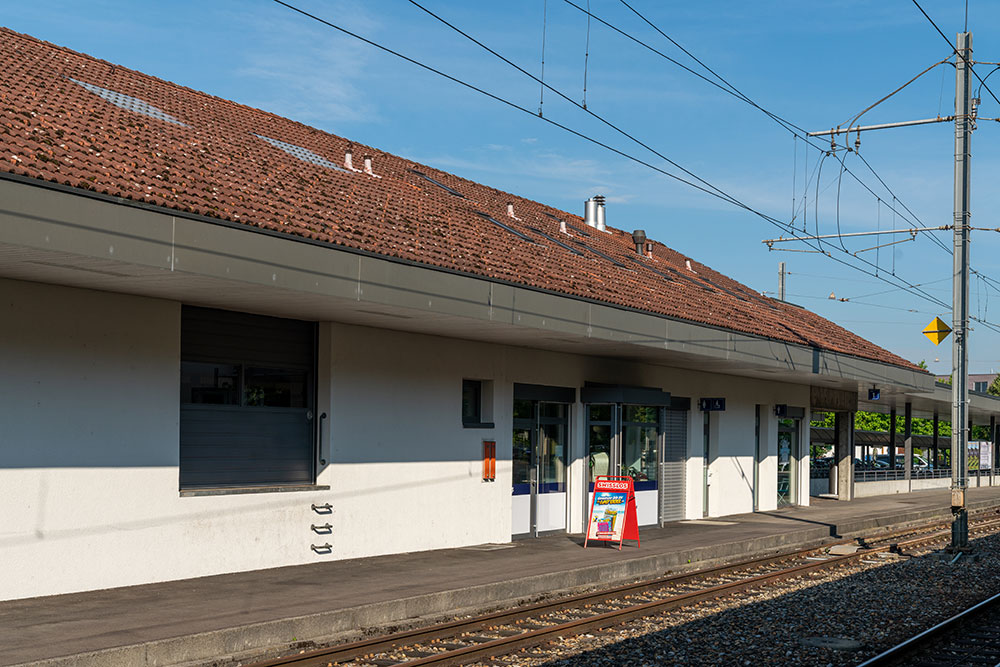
[2,29,998,602]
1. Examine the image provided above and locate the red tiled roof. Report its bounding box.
[0,28,921,371]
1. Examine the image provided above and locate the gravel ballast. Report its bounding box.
[476,532,1000,667]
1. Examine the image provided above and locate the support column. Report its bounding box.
[904,402,913,490]
[971,418,980,487]
[835,411,854,500]
[991,416,996,486]
[933,412,940,471]
[950,30,972,551]
[889,407,897,470]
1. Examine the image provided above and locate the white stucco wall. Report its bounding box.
[0,278,821,600]
[318,323,513,556]
[0,280,335,601]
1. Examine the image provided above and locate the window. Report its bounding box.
[527,226,583,255]
[587,404,613,483]
[462,379,482,423]
[462,379,494,428]
[409,168,465,197]
[974,381,989,393]
[474,211,536,243]
[179,306,317,490]
[622,405,659,490]
[572,239,626,267]
[181,362,240,405]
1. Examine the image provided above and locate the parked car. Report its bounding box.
[874,454,929,469]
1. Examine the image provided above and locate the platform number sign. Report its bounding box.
[584,476,639,550]
[699,397,726,412]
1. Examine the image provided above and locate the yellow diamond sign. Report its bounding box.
[923,317,952,345]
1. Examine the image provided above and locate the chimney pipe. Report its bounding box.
[594,195,606,231]
[631,229,647,254]
[363,154,381,179]
[506,203,521,221]
[584,197,600,228]
[345,146,362,172]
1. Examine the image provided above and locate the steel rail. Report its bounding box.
[246,544,837,667]
[248,514,1000,667]
[395,521,1000,667]
[855,589,1000,666]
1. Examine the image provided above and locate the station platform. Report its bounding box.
[6,486,1000,667]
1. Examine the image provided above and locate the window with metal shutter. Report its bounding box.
[179,306,316,489]
[659,408,688,523]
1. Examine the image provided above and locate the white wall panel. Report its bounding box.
[0,278,822,599]
[0,279,334,600]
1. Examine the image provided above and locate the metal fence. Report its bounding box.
[852,468,986,482]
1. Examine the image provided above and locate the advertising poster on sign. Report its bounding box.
[584,476,640,550]
[589,489,628,541]
[973,441,992,470]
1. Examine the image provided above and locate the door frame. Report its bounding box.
[777,416,802,508]
[585,402,664,525]
[512,384,575,538]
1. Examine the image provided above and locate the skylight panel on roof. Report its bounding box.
[698,276,749,302]
[663,266,714,293]
[253,134,346,172]
[625,256,673,281]
[571,239,625,267]
[474,211,535,243]
[409,169,465,198]
[527,227,583,255]
[69,78,188,126]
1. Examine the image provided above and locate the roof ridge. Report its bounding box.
[0,27,924,372]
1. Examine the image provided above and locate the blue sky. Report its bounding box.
[8,1,1000,375]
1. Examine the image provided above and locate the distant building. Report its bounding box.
[936,372,997,393]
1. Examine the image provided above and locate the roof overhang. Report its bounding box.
[858,382,1000,424]
[0,175,971,416]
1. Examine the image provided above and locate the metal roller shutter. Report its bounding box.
[659,408,688,524]
[179,306,316,489]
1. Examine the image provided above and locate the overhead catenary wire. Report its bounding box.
[587,7,981,314]
[582,0,591,109]
[791,136,797,224]
[911,0,1000,107]
[576,0,1000,320]
[613,0,958,255]
[566,0,956,247]
[270,0,748,210]
[404,0,758,212]
[843,276,951,301]
[839,59,952,141]
[405,0,955,312]
[876,197,881,275]
[425,1,973,315]
[271,0,990,328]
[538,0,547,116]
[603,0,1000,319]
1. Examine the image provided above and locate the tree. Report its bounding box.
[988,374,1000,397]
[810,409,949,436]
[917,359,929,370]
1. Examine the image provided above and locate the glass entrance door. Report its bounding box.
[777,418,800,507]
[587,404,661,526]
[512,400,569,536]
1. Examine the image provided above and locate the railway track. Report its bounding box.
[856,588,1000,666]
[245,513,1000,667]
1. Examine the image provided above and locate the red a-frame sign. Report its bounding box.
[584,475,639,550]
